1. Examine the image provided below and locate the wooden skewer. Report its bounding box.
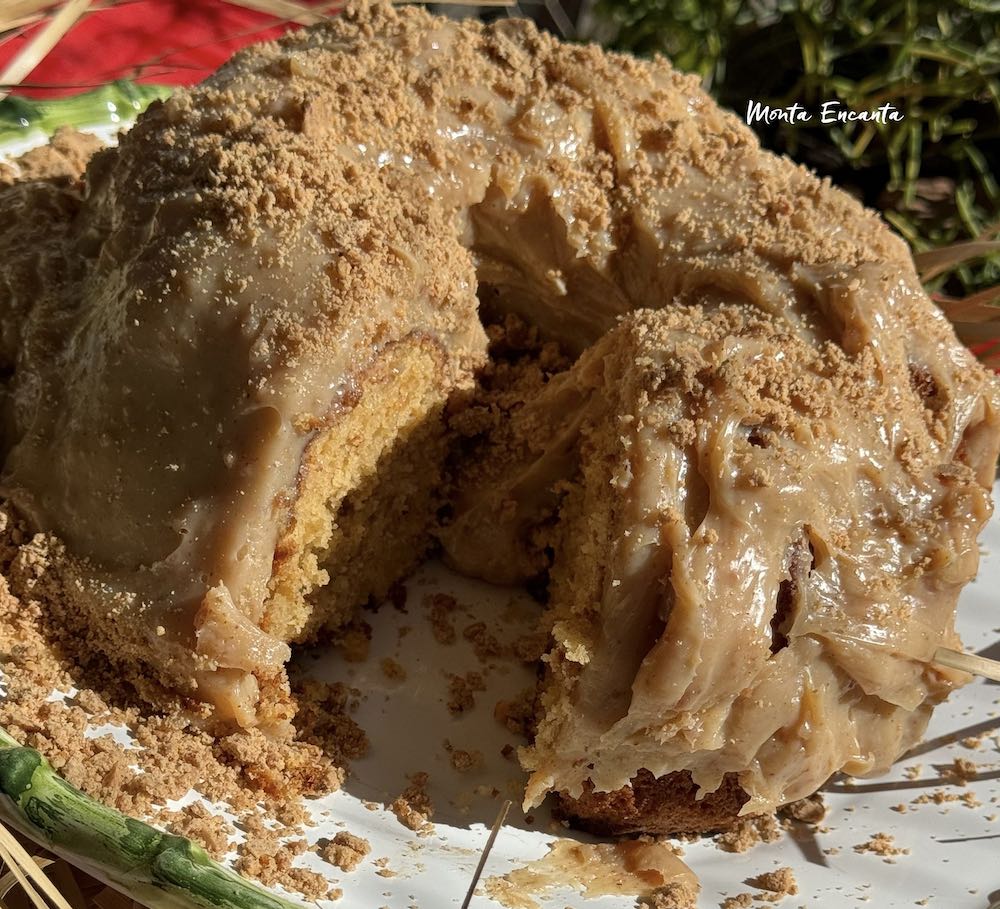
[833,632,1000,683]
[933,646,1000,683]
[460,799,511,909]
[0,0,90,101]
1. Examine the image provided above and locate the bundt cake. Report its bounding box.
[1,2,997,834]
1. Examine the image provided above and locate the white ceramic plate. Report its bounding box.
[3,126,1000,909]
[295,541,1000,909]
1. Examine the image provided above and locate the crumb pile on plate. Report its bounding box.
[1,0,998,841]
[0,532,364,900]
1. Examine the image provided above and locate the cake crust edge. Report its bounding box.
[555,770,752,836]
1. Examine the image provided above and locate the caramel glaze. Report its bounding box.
[446,306,998,814]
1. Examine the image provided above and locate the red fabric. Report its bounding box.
[0,1,331,97]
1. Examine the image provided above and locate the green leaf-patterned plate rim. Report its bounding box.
[0,80,171,145]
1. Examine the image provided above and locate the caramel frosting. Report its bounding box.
[453,304,997,814]
[1,3,997,816]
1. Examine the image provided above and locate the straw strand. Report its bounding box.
[0,822,75,909]
[0,0,90,101]
[220,0,327,25]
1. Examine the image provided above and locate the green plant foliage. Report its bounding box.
[598,0,1000,293]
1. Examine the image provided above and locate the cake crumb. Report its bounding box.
[381,657,406,681]
[0,127,104,187]
[721,895,753,909]
[715,814,782,853]
[445,741,483,772]
[746,867,798,901]
[337,620,372,663]
[944,757,978,784]
[641,880,699,909]
[911,787,982,808]
[234,817,331,900]
[446,671,486,715]
[463,621,504,661]
[321,831,371,872]
[153,802,234,860]
[390,771,434,835]
[853,833,909,861]
[493,688,536,738]
[778,794,826,824]
[424,593,458,644]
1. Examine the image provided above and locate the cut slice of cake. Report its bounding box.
[444,300,999,832]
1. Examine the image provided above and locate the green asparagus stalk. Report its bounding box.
[0,80,171,144]
[0,728,302,909]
